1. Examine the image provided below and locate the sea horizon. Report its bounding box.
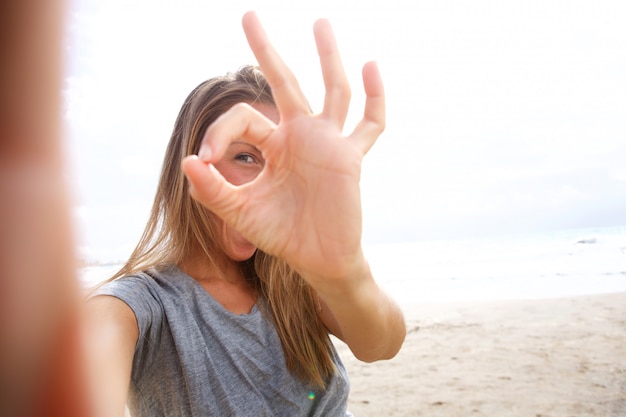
[79,225,626,304]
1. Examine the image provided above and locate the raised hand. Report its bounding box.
[182,11,385,289]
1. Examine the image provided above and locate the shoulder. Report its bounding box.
[91,265,186,306]
[88,268,177,334]
[89,265,204,328]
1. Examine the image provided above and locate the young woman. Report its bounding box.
[86,12,405,417]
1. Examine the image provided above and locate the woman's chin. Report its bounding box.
[223,228,257,261]
[230,244,257,261]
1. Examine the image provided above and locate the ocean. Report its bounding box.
[79,226,626,304]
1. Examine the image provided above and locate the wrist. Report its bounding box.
[306,256,375,304]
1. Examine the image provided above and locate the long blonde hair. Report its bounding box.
[107,66,335,388]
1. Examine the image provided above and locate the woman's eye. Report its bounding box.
[235,153,256,164]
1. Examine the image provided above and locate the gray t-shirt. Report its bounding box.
[93,264,353,417]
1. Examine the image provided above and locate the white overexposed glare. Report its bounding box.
[63,0,626,263]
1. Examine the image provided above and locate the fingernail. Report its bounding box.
[198,146,212,162]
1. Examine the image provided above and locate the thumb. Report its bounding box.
[182,155,242,219]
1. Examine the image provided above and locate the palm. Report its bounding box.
[183,12,385,283]
[236,118,363,278]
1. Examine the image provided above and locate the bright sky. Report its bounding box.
[63,0,626,263]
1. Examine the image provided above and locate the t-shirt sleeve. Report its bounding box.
[90,274,164,368]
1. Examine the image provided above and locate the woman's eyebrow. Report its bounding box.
[232,141,261,153]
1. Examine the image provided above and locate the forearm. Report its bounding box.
[312,261,406,362]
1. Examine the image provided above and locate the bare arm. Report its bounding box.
[85,296,139,417]
[0,1,92,416]
[316,263,406,362]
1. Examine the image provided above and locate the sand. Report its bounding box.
[335,292,626,417]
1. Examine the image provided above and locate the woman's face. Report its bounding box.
[212,103,278,261]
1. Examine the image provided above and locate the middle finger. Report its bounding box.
[314,19,351,129]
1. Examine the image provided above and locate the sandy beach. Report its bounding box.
[335,292,626,417]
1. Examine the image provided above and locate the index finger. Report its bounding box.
[242,11,309,119]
